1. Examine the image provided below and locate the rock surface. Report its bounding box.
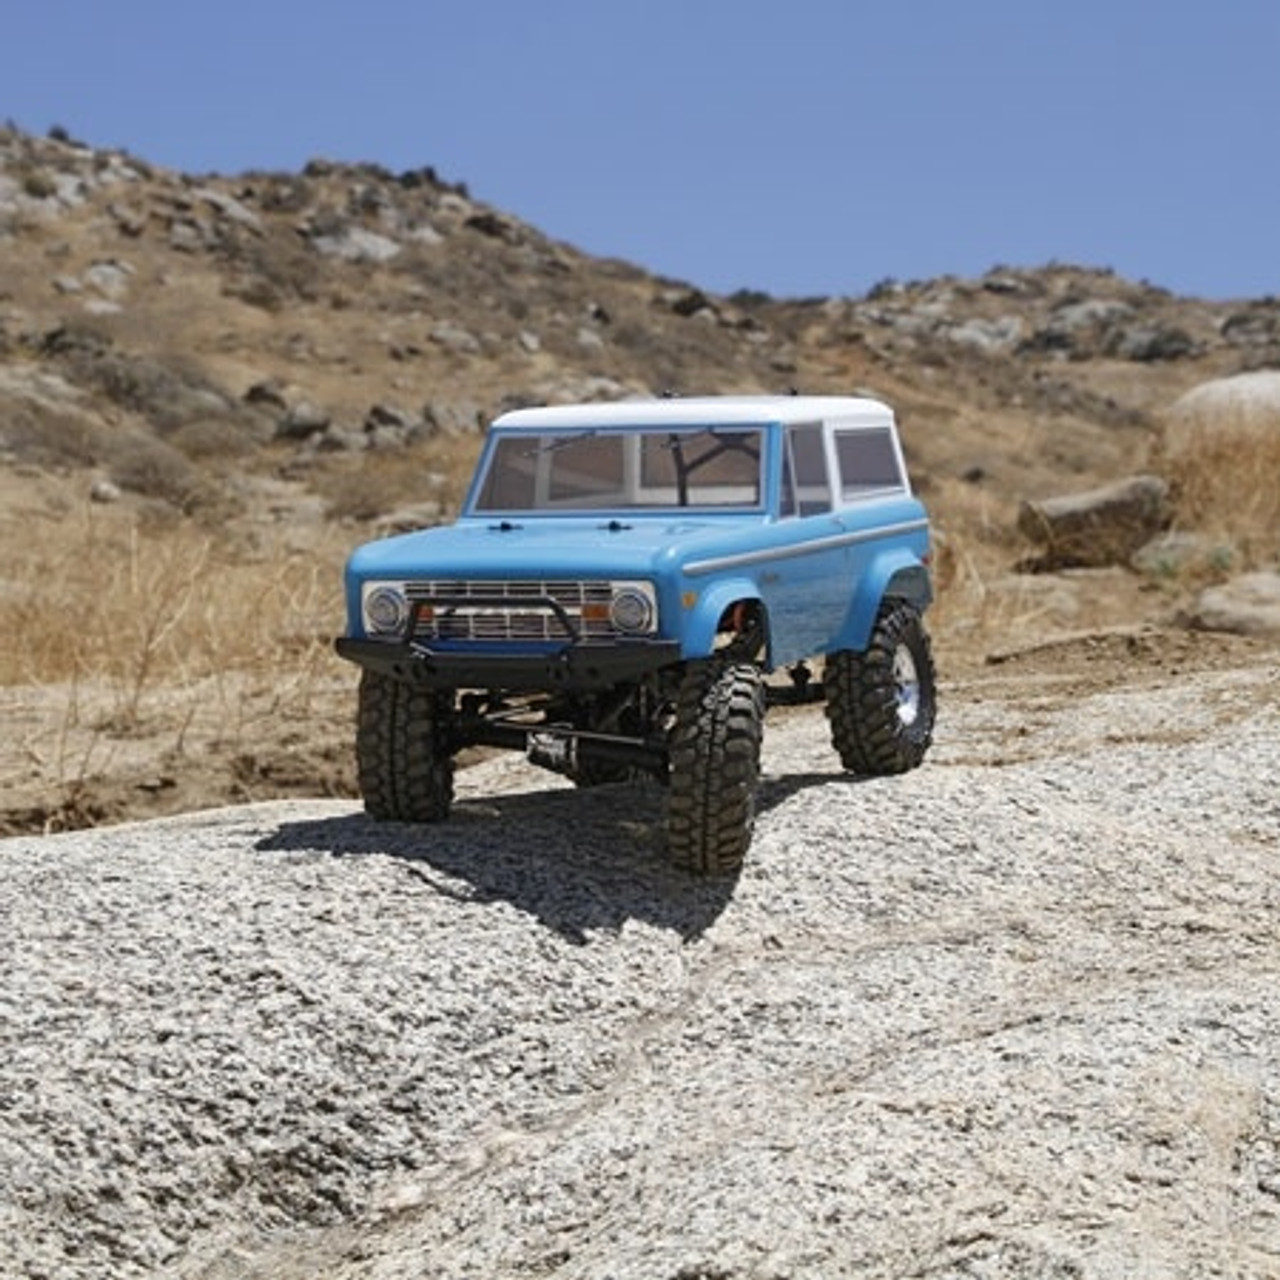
[2,646,1278,1280]
[1017,474,1171,568]
[1192,571,1280,637]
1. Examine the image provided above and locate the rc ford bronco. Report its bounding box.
[336,394,936,874]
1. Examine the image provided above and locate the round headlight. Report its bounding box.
[610,586,654,635]
[365,585,409,636]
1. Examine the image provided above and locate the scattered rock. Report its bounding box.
[107,202,148,238]
[945,316,1023,353]
[243,379,291,411]
[664,288,718,320]
[1189,571,1280,637]
[1219,303,1280,350]
[310,226,402,264]
[1131,531,1233,578]
[423,401,484,436]
[314,426,365,453]
[167,219,209,253]
[364,403,416,432]
[429,321,481,355]
[192,186,263,234]
[464,211,520,243]
[1018,474,1170,569]
[403,222,444,247]
[82,259,134,299]
[275,401,331,440]
[1024,299,1134,356]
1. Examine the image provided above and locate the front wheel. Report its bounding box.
[356,671,456,821]
[667,660,765,876]
[825,601,936,775]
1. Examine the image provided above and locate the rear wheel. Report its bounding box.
[825,601,936,775]
[356,671,456,821]
[667,660,765,875]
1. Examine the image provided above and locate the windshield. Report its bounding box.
[471,426,765,513]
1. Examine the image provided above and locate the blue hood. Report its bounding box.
[344,515,764,581]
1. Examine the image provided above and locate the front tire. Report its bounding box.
[825,601,936,775]
[356,671,456,821]
[667,661,765,875]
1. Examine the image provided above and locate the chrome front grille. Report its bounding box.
[405,579,616,642]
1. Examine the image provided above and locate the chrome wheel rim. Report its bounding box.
[893,644,921,727]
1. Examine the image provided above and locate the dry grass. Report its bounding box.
[0,501,359,827]
[1161,421,1280,567]
[0,506,352,746]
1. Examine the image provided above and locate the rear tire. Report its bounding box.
[356,671,456,821]
[826,601,936,775]
[667,661,765,875]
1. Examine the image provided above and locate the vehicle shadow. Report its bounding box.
[256,780,733,944]
[256,767,863,944]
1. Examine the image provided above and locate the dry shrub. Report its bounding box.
[107,435,212,511]
[169,416,263,461]
[3,399,115,469]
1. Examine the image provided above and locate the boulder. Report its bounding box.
[1021,299,1133,357]
[946,316,1023,353]
[429,321,481,355]
[243,379,290,410]
[1018,474,1170,568]
[1190,571,1280,637]
[275,401,330,440]
[1108,323,1196,362]
[423,401,484,436]
[1219,304,1280,350]
[310,227,401,264]
[1164,371,1280,457]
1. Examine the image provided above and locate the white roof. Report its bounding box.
[492,394,893,431]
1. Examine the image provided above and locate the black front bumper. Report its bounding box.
[334,636,683,691]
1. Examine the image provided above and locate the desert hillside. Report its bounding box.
[1,120,1278,830]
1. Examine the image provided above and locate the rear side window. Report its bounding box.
[781,423,830,517]
[834,428,904,501]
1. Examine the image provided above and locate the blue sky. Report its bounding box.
[4,1,1278,301]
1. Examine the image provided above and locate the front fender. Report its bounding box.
[679,577,766,661]
[839,551,933,652]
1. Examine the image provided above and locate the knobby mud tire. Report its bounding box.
[667,661,765,876]
[356,671,456,822]
[825,601,936,776]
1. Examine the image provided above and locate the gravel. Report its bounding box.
[2,659,1279,1279]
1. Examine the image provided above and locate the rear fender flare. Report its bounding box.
[839,554,932,651]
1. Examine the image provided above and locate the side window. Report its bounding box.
[834,428,904,501]
[786,423,830,516]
